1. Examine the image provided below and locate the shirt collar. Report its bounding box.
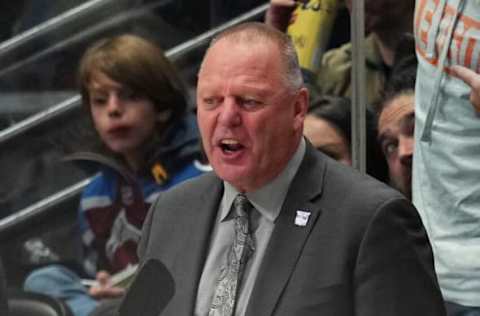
[220,138,306,223]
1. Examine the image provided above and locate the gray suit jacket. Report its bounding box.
[138,143,446,316]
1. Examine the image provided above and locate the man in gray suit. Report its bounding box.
[137,22,446,315]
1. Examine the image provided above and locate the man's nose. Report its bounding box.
[218,98,241,126]
[398,136,413,164]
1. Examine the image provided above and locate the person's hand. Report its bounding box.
[88,270,125,299]
[450,65,480,114]
[265,0,299,32]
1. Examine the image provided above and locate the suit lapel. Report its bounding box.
[170,174,224,315]
[246,143,326,316]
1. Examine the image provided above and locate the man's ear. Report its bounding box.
[293,87,309,131]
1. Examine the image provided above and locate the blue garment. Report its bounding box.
[25,160,204,316]
[78,161,204,277]
[24,160,205,316]
[24,114,208,316]
[25,265,98,316]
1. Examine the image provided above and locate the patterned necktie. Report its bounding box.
[209,194,256,316]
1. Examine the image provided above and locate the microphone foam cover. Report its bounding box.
[119,259,175,316]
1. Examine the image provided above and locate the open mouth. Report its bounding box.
[219,139,244,154]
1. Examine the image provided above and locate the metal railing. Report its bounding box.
[0,0,368,233]
[1,1,189,81]
[0,3,269,232]
[0,0,115,56]
[350,0,366,174]
[0,3,269,146]
[0,178,91,235]
[0,95,81,144]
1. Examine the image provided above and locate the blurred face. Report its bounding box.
[303,115,351,165]
[344,0,413,33]
[88,72,157,169]
[197,38,307,192]
[378,94,415,199]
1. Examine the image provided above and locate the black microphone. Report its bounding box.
[119,259,175,316]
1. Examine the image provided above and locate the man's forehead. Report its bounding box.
[379,95,414,132]
[198,63,275,84]
[199,41,281,84]
[206,36,280,63]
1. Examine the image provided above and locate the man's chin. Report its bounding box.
[217,168,256,192]
[399,185,412,201]
[390,179,412,200]
[215,166,245,183]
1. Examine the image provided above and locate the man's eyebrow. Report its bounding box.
[403,112,415,122]
[399,112,415,128]
[377,130,392,143]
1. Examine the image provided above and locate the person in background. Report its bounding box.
[414,1,480,314]
[23,34,206,316]
[303,97,352,165]
[266,0,415,107]
[304,95,388,182]
[377,54,417,200]
[132,22,445,316]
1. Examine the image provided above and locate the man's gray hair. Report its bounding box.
[203,22,304,91]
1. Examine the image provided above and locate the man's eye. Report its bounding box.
[202,97,220,108]
[240,98,261,109]
[383,142,398,157]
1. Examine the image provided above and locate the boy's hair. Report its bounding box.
[78,34,188,126]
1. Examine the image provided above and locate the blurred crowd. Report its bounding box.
[0,0,479,315]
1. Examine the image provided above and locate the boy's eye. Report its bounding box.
[90,95,107,106]
[119,88,141,101]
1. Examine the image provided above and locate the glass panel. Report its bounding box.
[0,0,268,218]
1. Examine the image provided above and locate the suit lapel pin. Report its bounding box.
[295,210,311,226]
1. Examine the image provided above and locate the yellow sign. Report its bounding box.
[287,0,339,73]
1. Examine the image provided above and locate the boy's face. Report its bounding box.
[88,72,157,168]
